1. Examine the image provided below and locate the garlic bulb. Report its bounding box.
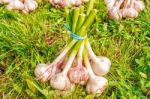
[34,64,50,82]
[108,0,124,19]
[23,0,38,13]
[121,8,138,18]
[68,42,89,84]
[134,0,145,12]
[34,63,58,82]
[86,76,108,94]
[50,73,71,90]
[68,66,89,84]
[104,0,116,10]
[121,0,139,18]
[86,41,111,76]
[83,50,108,94]
[50,45,79,90]
[6,0,24,11]
[108,6,122,19]
[91,56,111,76]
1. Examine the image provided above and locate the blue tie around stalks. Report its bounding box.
[64,24,87,40]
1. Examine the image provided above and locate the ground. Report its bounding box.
[0,0,150,99]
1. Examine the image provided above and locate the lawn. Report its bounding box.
[0,0,150,99]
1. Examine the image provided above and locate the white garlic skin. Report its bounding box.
[91,56,111,76]
[104,0,116,10]
[50,73,71,90]
[134,0,145,12]
[34,64,50,82]
[86,76,108,94]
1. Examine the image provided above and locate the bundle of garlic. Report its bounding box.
[105,0,145,19]
[34,0,111,95]
[49,0,89,8]
[0,0,38,13]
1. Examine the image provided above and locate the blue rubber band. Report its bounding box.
[64,24,87,40]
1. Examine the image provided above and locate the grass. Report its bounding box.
[0,0,150,98]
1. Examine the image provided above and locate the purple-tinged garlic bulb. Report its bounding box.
[68,42,89,85]
[121,0,139,18]
[68,65,89,85]
[108,0,124,19]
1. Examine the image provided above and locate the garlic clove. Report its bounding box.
[134,0,145,12]
[50,73,71,90]
[86,76,108,94]
[68,66,89,84]
[91,56,111,76]
[104,0,116,10]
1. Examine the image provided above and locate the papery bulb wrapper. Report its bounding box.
[68,66,89,84]
[86,76,108,94]
[50,73,71,90]
[91,56,111,76]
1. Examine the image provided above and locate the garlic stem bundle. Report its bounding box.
[34,0,111,95]
[105,0,145,19]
